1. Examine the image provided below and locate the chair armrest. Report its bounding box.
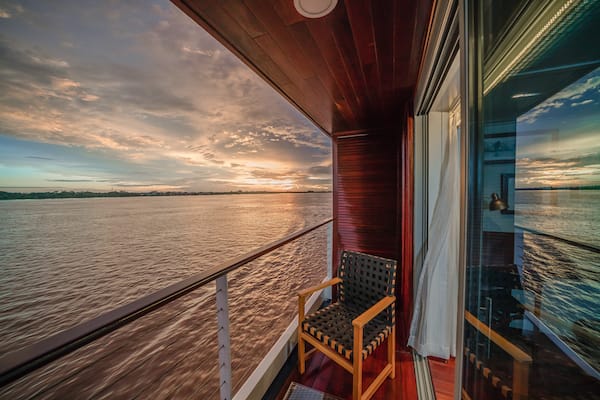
[297,277,342,300]
[352,296,396,329]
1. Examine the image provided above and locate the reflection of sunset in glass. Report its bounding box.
[0,1,331,193]
[516,67,600,188]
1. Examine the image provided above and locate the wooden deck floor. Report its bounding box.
[274,340,417,400]
[428,356,456,400]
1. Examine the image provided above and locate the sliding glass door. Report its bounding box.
[463,0,600,399]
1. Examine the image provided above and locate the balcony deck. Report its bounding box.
[271,342,457,400]
[273,336,418,400]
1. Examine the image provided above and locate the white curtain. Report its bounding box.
[408,125,460,359]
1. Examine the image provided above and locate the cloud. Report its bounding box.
[0,3,21,19]
[0,40,68,86]
[519,68,600,124]
[571,99,593,107]
[517,152,600,187]
[518,154,594,171]
[26,155,54,161]
[0,1,331,192]
[181,46,217,57]
[47,179,96,182]
[308,165,332,176]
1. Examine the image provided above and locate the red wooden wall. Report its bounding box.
[399,106,414,344]
[332,131,400,263]
[332,107,414,343]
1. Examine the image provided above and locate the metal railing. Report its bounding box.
[515,223,600,380]
[463,224,599,399]
[515,224,600,254]
[464,311,532,400]
[0,218,333,399]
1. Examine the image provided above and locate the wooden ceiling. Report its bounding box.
[172,0,433,136]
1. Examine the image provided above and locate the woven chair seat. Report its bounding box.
[298,251,397,400]
[302,302,392,361]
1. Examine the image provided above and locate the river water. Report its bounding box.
[516,189,600,373]
[0,193,331,399]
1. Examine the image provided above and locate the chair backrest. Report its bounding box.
[338,251,397,324]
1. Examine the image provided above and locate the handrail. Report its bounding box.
[515,224,600,254]
[464,311,531,363]
[464,310,531,400]
[0,218,333,387]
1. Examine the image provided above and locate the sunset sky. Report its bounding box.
[516,67,600,188]
[0,1,331,193]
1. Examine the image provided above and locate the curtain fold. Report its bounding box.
[408,125,459,359]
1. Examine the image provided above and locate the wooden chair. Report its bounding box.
[297,251,397,400]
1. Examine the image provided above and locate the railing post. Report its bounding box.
[216,275,232,400]
[513,360,530,400]
[324,222,333,301]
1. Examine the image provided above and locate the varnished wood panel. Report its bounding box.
[333,132,399,263]
[372,1,395,112]
[332,130,405,330]
[172,0,434,135]
[399,104,414,345]
[221,0,265,38]
[345,0,380,113]
[332,111,415,343]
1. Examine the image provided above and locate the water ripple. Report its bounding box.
[0,193,331,399]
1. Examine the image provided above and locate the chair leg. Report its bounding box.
[298,333,306,374]
[353,355,362,400]
[298,295,306,375]
[353,324,363,400]
[388,325,396,379]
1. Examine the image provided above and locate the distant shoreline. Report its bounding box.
[0,190,331,201]
[516,185,600,191]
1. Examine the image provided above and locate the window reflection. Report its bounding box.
[465,0,600,399]
[515,65,600,379]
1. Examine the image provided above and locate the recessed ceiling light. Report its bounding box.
[294,0,338,18]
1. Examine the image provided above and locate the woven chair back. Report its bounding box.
[338,251,397,325]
